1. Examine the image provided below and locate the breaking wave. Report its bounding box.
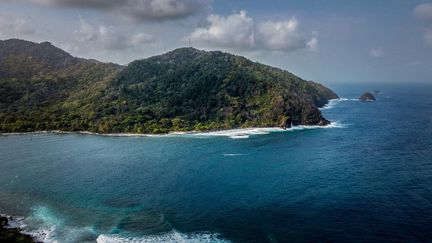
[2,206,95,243]
[319,98,359,110]
[1,212,57,243]
[96,231,230,243]
[0,122,346,140]
[223,153,245,156]
[3,207,230,243]
[189,122,346,139]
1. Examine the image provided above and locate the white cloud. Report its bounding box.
[0,16,36,37]
[120,0,205,21]
[30,0,206,22]
[188,11,317,52]
[369,48,384,58]
[31,0,119,9]
[306,31,319,52]
[414,4,432,46]
[60,42,79,53]
[73,18,98,42]
[256,18,307,51]
[189,10,255,49]
[73,18,155,50]
[414,3,432,21]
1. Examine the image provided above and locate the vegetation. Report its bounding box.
[0,39,338,134]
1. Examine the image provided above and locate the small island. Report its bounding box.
[359,92,376,101]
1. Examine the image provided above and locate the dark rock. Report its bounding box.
[359,92,376,101]
[318,119,330,126]
[0,216,8,227]
[279,117,292,130]
[0,216,37,243]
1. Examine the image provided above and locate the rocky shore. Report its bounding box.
[0,216,36,243]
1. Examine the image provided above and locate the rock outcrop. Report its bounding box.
[0,216,36,243]
[359,92,376,101]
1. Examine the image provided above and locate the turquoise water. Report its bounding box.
[1,84,431,242]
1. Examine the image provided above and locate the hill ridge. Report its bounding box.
[0,39,338,134]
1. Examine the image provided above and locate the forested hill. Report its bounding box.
[0,39,338,134]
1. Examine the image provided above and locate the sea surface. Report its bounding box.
[0,83,431,242]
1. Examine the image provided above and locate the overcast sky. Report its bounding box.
[1,0,432,83]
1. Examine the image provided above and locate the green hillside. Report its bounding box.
[0,39,337,134]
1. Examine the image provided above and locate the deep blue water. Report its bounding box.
[1,84,432,242]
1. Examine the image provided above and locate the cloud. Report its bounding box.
[256,18,308,51]
[306,31,319,52]
[414,4,432,46]
[30,0,206,22]
[188,10,255,50]
[369,48,384,58]
[73,18,98,42]
[31,0,120,9]
[414,3,432,21]
[188,11,317,52]
[0,16,36,37]
[73,18,155,50]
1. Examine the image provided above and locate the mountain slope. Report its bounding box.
[0,39,337,134]
[0,39,122,132]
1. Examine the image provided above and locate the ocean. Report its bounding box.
[0,83,431,242]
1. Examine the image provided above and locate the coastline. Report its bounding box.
[0,96,352,138]
[0,98,350,139]
[1,98,354,139]
[0,215,37,243]
[0,213,229,243]
[0,122,343,139]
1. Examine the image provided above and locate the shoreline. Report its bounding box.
[0,213,229,243]
[0,98,354,139]
[0,215,37,243]
[0,122,343,139]
[0,97,353,139]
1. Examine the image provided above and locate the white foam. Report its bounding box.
[96,231,231,243]
[16,206,62,243]
[1,213,56,243]
[287,123,346,130]
[4,208,231,243]
[190,122,346,139]
[223,153,245,156]
[25,225,58,243]
[319,98,359,110]
[9,205,100,243]
[191,127,285,139]
[1,214,26,229]
[1,121,345,140]
[0,123,345,140]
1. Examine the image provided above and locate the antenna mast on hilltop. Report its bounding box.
[188,38,191,47]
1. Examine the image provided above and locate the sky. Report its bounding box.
[1,0,432,84]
